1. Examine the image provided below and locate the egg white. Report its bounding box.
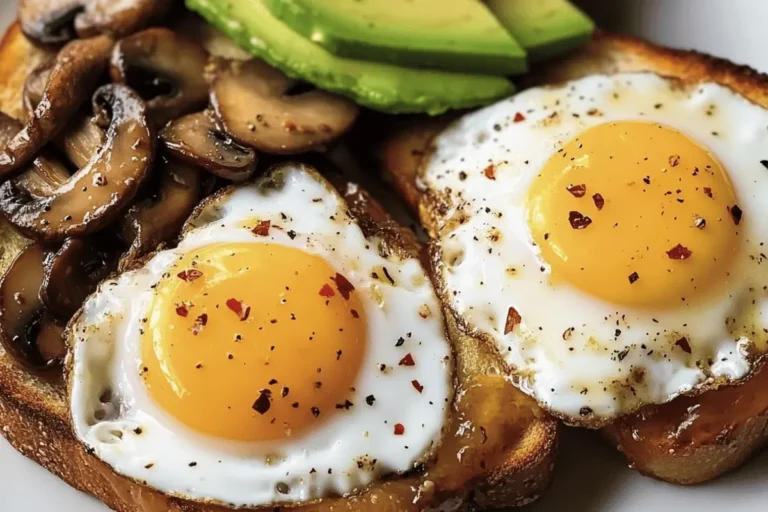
[422,72,768,423]
[69,164,452,506]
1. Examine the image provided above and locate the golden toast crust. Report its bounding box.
[375,31,768,485]
[0,21,557,511]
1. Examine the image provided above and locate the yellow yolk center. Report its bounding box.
[141,242,367,441]
[527,121,741,308]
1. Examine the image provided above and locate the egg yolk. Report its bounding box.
[527,121,741,308]
[141,242,366,442]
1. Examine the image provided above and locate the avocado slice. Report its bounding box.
[186,0,515,115]
[486,0,594,62]
[263,0,528,75]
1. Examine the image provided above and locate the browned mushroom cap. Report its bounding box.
[18,0,84,46]
[40,238,114,321]
[208,58,360,154]
[160,111,256,181]
[119,157,202,269]
[0,84,155,241]
[75,0,172,39]
[19,0,171,46]
[0,35,113,180]
[0,111,70,199]
[111,28,209,126]
[0,243,66,370]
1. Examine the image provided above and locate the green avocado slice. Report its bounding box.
[185,0,515,115]
[486,0,594,62]
[263,0,528,75]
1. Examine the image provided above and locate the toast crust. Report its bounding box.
[375,31,768,485]
[0,21,557,511]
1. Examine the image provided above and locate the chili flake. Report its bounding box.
[483,164,496,180]
[252,220,270,236]
[394,423,405,435]
[331,273,355,300]
[399,353,416,366]
[729,204,743,225]
[319,284,335,297]
[411,380,424,393]
[628,272,639,284]
[566,184,587,198]
[666,244,692,260]
[513,112,526,123]
[252,389,272,414]
[177,269,203,282]
[592,193,605,211]
[568,211,592,230]
[281,386,290,397]
[225,298,251,321]
[504,307,521,334]
[191,314,208,335]
[675,336,692,354]
[669,155,680,167]
[703,187,713,198]
[175,304,189,317]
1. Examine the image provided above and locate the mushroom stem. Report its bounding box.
[0,35,113,180]
[0,84,155,241]
[111,28,209,127]
[119,157,202,270]
[0,243,65,370]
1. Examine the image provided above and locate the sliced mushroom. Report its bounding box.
[119,157,202,269]
[0,35,113,180]
[40,238,114,321]
[75,0,172,39]
[111,28,209,126]
[0,84,155,241]
[55,114,105,169]
[19,0,171,46]
[22,59,54,121]
[0,111,71,199]
[18,0,84,46]
[0,243,66,370]
[208,58,359,154]
[160,111,256,181]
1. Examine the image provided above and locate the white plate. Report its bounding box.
[1,1,767,510]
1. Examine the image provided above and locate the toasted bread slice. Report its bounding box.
[374,31,768,485]
[0,21,557,511]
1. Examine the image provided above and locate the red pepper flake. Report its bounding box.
[483,164,496,180]
[331,273,355,300]
[628,272,639,284]
[703,187,713,198]
[568,211,592,230]
[350,309,360,319]
[318,284,335,297]
[393,423,405,435]
[252,389,272,414]
[176,304,189,317]
[177,269,203,282]
[592,193,605,211]
[226,298,251,321]
[729,204,743,225]
[411,380,424,393]
[399,353,415,366]
[191,314,208,335]
[675,336,692,354]
[566,184,587,198]
[666,244,692,260]
[668,155,680,167]
[513,112,526,123]
[504,307,521,334]
[251,220,271,236]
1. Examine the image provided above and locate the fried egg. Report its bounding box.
[69,164,452,506]
[421,72,768,424]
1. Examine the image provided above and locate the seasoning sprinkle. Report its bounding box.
[592,193,605,211]
[331,273,355,300]
[566,184,587,198]
[252,220,270,236]
[568,211,592,230]
[628,272,639,284]
[252,389,272,414]
[666,244,692,260]
[177,269,203,282]
[504,307,522,334]
[399,353,416,366]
